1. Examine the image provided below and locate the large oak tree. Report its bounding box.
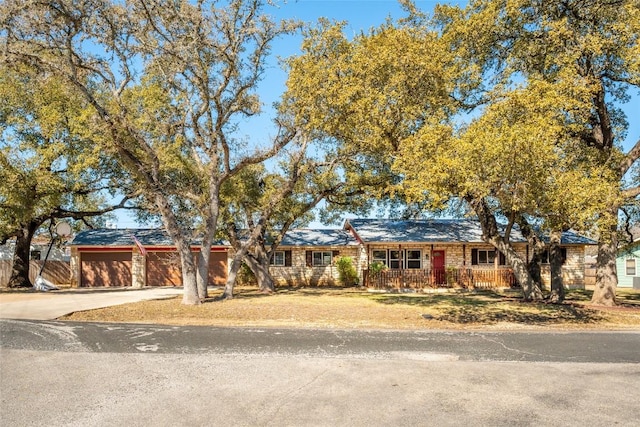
[0,64,131,288]
[1,0,298,303]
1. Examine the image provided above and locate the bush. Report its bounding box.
[336,256,359,286]
[369,261,387,277]
[236,263,257,286]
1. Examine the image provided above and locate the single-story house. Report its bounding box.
[616,240,640,289]
[343,219,594,290]
[70,229,228,287]
[69,219,595,290]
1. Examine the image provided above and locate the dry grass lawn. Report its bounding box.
[60,287,640,330]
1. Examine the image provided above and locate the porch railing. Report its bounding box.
[363,267,517,290]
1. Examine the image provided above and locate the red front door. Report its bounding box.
[432,250,445,284]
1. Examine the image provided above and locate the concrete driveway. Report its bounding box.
[0,287,183,320]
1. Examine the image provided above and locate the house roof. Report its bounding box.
[71,219,595,248]
[345,219,595,245]
[279,229,359,247]
[71,229,227,247]
[71,228,356,248]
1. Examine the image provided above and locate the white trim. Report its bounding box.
[312,251,332,266]
[271,250,285,266]
[625,258,636,276]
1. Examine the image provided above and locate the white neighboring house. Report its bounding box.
[0,239,70,261]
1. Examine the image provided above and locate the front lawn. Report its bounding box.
[59,287,640,330]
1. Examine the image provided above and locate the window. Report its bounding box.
[30,250,41,260]
[372,250,387,266]
[313,251,333,266]
[477,249,495,265]
[270,251,285,266]
[540,248,568,265]
[372,249,422,269]
[626,258,636,276]
[406,250,422,269]
[389,250,401,269]
[471,249,506,266]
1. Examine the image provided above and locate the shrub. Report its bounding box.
[236,263,257,286]
[369,261,387,277]
[336,256,359,286]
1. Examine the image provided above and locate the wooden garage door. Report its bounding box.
[81,252,132,287]
[146,251,182,287]
[147,250,227,286]
[206,251,227,286]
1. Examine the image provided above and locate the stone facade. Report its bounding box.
[131,249,146,288]
[267,246,364,286]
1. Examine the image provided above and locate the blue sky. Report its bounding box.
[112,0,639,228]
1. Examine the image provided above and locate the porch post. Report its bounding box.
[399,244,403,289]
[430,244,434,286]
[494,249,499,287]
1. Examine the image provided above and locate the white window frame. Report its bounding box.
[405,250,422,269]
[270,250,285,267]
[313,251,333,267]
[626,258,636,276]
[372,250,387,266]
[477,249,496,265]
[389,250,401,269]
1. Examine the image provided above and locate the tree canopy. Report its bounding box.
[283,0,638,302]
[0,64,131,287]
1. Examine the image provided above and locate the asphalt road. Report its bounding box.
[1,320,639,426]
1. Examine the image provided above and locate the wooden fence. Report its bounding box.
[363,267,517,290]
[0,260,70,287]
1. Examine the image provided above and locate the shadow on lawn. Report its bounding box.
[371,292,606,325]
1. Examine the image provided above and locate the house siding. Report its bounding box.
[268,246,363,286]
[539,246,586,289]
[616,244,640,288]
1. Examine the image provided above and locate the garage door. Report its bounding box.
[147,250,227,286]
[146,251,182,286]
[81,252,132,287]
[206,251,227,286]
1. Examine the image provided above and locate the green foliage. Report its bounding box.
[368,261,388,277]
[0,64,125,242]
[285,0,637,240]
[336,256,359,286]
[236,263,257,286]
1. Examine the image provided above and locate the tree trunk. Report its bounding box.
[196,247,210,299]
[496,239,544,301]
[177,239,199,305]
[468,197,543,301]
[197,184,221,300]
[527,251,544,291]
[7,223,38,288]
[155,195,200,305]
[221,247,249,300]
[592,221,618,306]
[244,250,275,293]
[548,230,565,303]
[516,215,545,291]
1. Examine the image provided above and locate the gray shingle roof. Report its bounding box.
[71,229,227,247]
[345,219,595,245]
[280,229,359,247]
[71,220,595,248]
